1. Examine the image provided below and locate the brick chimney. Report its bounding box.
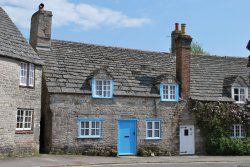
[172,23,192,100]
[30,3,52,50]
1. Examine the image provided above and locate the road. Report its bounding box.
[87,163,250,167]
[1,154,250,167]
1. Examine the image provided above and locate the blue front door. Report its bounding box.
[118,120,137,155]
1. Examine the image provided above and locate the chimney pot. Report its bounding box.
[175,23,179,31]
[39,3,44,10]
[181,24,186,34]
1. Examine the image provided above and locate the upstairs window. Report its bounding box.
[146,120,161,139]
[16,109,33,131]
[20,62,34,87]
[92,80,114,98]
[231,124,245,138]
[160,83,179,101]
[232,87,248,103]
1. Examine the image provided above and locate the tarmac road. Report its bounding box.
[1,154,250,167]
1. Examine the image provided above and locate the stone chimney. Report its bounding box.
[30,3,52,50]
[247,40,250,67]
[173,23,192,100]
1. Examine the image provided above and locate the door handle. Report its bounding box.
[124,136,129,138]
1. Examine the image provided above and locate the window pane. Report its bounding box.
[91,129,95,135]
[234,88,239,94]
[154,130,160,137]
[81,122,85,129]
[235,125,240,136]
[96,129,100,135]
[241,126,245,137]
[96,122,100,128]
[147,122,152,129]
[147,130,152,137]
[231,126,235,137]
[81,129,84,135]
[85,129,89,135]
[85,122,89,128]
[92,122,96,128]
[234,95,239,101]
[154,122,160,129]
[240,89,245,94]
[29,64,34,86]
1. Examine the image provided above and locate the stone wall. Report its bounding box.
[179,101,205,154]
[43,93,184,155]
[0,57,42,156]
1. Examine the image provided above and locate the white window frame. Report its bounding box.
[93,80,113,98]
[231,87,248,103]
[20,62,28,86]
[20,62,35,87]
[231,124,245,138]
[79,120,102,138]
[29,63,34,87]
[162,84,176,101]
[16,109,33,131]
[146,120,161,139]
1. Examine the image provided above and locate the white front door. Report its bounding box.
[180,125,195,155]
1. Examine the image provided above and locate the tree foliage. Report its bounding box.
[191,42,208,55]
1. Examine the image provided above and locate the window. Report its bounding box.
[146,120,160,139]
[160,83,179,101]
[92,80,114,98]
[231,124,245,138]
[16,109,33,131]
[20,62,35,87]
[78,118,102,138]
[232,87,248,103]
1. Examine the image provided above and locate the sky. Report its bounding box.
[0,0,250,57]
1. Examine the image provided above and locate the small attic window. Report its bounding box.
[232,87,248,103]
[92,80,114,98]
[160,83,179,102]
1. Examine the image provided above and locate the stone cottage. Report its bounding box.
[30,6,249,155]
[0,7,43,156]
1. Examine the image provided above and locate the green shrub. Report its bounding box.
[192,101,250,155]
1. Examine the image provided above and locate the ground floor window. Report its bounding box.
[16,109,33,131]
[231,124,245,138]
[146,120,161,139]
[78,118,102,138]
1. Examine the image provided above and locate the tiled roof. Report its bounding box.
[38,40,176,97]
[0,7,43,65]
[39,39,249,101]
[190,55,249,101]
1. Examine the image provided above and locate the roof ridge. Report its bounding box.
[51,39,170,55]
[191,54,247,59]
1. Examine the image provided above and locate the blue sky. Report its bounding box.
[1,0,250,56]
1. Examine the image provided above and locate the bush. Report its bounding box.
[206,137,250,155]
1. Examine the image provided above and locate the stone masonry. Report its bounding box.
[43,93,182,155]
[0,57,42,156]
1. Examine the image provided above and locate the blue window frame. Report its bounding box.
[160,83,179,102]
[92,79,114,98]
[77,118,104,138]
[145,119,161,139]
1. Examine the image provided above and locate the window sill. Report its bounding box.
[19,85,35,89]
[145,138,161,140]
[78,136,102,139]
[235,101,246,104]
[92,96,113,99]
[15,130,33,134]
[231,136,245,139]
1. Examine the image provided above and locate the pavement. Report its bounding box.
[0,154,250,167]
